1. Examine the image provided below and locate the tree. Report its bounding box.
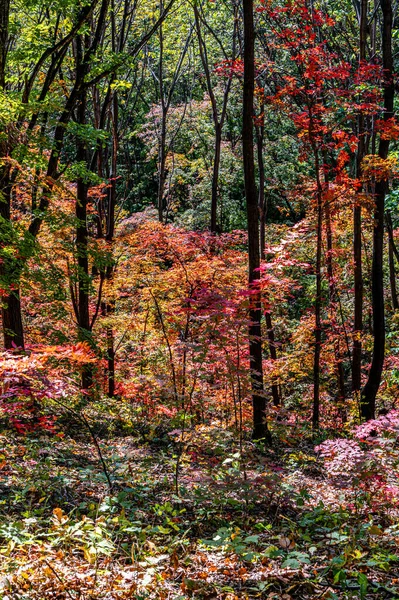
[194,0,237,233]
[0,0,99,349]
[242,0,269,441]
[0,0,177,350]
[361,0,394,419]
[352,0,368,395]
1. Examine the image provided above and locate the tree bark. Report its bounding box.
[74,37,92,389]
[312,147,323,428]
[0,164,25,349]
[2,289,24,349]
[388,226,399,310]
[194,2,233,233]
[256,98,280,406]
[211,124,222,233]
[243,0,270,441]
[352,0,367,393]
[256,102,266,256]
[361,0,393,419]
[0,0,24,349]
[0,0,9,89]
[104,88,118,398]
[323,157,346,415]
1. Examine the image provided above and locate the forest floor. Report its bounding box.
[0,407,399,600]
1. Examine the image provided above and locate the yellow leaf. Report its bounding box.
[82,546,97,564]
[369,525,383,536]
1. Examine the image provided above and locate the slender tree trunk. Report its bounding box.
[74,53,92,389]
[387,212,399,310]
[104,89,118,398]
[2,290,24,349]
[313,149,323,428]
[352,0,368,393]
[158,110,167,223]
[0,167,25,349]
[193,2,233,233]
[243,0,270,441]
[265,312,280,406]
[386,212,399,263]
[0,0,9,89]
[323,154,346,415]
[256,101,266,256]
[211,124,222,233]
[256,100,280,406]
[157,10,166,224]
[0,168,24,350]
[388,227,399,309]
[0,0,25,349]
[361,0,393,419]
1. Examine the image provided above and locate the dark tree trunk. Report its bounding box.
[387,212,399,311]
[74,43,92,389]
[361,0,393,419]
[352,0,368,393]
[256,99,280,406]
[194,3,233,233]
[256,112,266,257]
[313,151,323,428]
[243,0,270,442]
[0,0,25,350]
[0,165,25,349]
[265,312,280,406]
[158,111,167,223]
[104,89,118,398]
[386,212,399,263]
[322,152,346,416]
[2,291,24,349]
[0,0,9,89]
[388,227,399,310]
[211,124,222,233]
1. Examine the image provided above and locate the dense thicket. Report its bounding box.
[2,0,399,426]
[2,1,399,596]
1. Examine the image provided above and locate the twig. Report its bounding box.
[42,559,75,600]
[48,396,113,491]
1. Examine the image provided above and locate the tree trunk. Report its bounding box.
[158,110,167,223]
[74,54,92,389]
[361,0,393,419]
[193,2,233,233]
[104,89,118,398]
[265,311,280,406]
[352,0,368,393]
[386,212,399,263]
[243,0,270,442]
[256,126,267,259]
[388,227,399,309]
[0,0,25,350]
[0,166,25,349]
[256,100,280,406]
[313,152,323,428]
[387,212,399,311]
[211,124,222,233]
[2,290,24,349]
[0,0,9,89]
[323,153,346,415]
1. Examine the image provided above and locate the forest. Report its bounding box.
[1,0,399,597]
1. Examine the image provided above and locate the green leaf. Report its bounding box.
[358,573,368,599]
[282,558,301,569]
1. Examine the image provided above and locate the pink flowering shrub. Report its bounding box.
[316,411,399,514]
[354,409,399,441]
